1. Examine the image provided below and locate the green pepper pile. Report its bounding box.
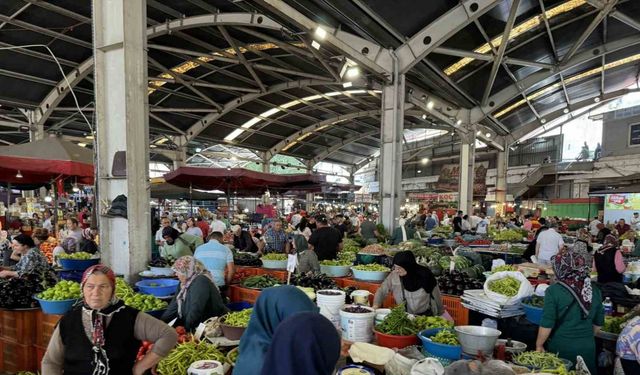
[156,340,226,375]
[430,329,459,346]
[414,316,453,330]
[321,259,352,266]
[224,308,253,327]
[524,295,544,308]
[492,265,518,273]
[352,264,390,272]
[241,275,280,289]
[376,304,417,336]
[488,276,521,297]
[512,351,565,369]
[602,316,624,334]
[261,253,287,261]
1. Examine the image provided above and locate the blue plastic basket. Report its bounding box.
[59,270,84,283]
[522,299,543,325]
[135,279,180,297]
[418,328,462,361]
[59,258,100,271]
[35,297,78,315]
[428,238,444,245]
[226,301,253,311]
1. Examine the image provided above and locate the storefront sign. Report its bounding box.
[407,192,458,202]
[436,161,489,196]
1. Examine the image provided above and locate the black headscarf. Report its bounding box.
[393,251,437,293]
[162,227,180,241]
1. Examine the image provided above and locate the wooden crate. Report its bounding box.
[442,294,469,326]
[230,266,260,284]
[35,311,62,348]
[0,338,37,373]
[35,345,46,373]
[228,285,261,304]
[255,268,288,281]
[0,309,38,345]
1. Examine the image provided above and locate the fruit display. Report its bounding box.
[431,329,459,345]
[123,292,168,312]
[352,264,390,272]
[337,251,356,263]
[433,225,453,236]
[513,351,565,369]
[492,265,518,273]
[488,276,521,297]
[468,239,492,246]
[438,255,472,271]
[359,244,386,255]
[223,308,252,327]
[233,252,262,267]
[602,316,624,334]
[290,272,338,290]
[37,280,81,300]
[414,316,454,331]
[40,238,58,263]
[261,253,287,261]
[437,270,484,296]
[156,340,226,375]
[241,275,280,289]
[376,304,417,335]
[58,251,93,260]
[398,240,424,251]
[320,259,352,266]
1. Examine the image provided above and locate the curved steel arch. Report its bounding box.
[35,13,287,127]
[470,35,640,123]
[311,129,379,165]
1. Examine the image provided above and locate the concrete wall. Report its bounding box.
[602,106,640,158]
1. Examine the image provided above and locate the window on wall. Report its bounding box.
[629,123,640,147]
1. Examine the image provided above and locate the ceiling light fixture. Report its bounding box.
[421,114,427,120]
[195,147,202,152]
[476,130,482,136]
[44,195,52,203]
[77,143,87,148]
[456,119,462,126]
[426,101,434,110]
[342,81,353,88]
[311,40,321,50]
[417,170,422,173]
[563,108,570,114]
[485,132,491,138]
[421,157,429,165]
[540,119,546,124]
[594,97,600,103]
[315,26,327,40]
[72,183,80,193]
[15,170,22,179]
[346,67,360,79]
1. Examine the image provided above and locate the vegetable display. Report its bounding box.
[376,304,417,336]
[149,257,174,267]
[414,316,453,330]
[524,295,545,307]
[430,329,460,345]
[223,308,253,327]
[602,316,624,334]
[342,238,362,253]
[0,272,56,308]
[352,264,390,272]
[512,351,565,369]
[491,229,527,242]
[438,255,472,271]
[321,259,352,266]
[123,292,168,312]
[37,280,81,300]
[156,340,226,375]
[343,306,372,313]
[359,244,386,255]
[487,276,521,297]
[228,349,239,363]
[58,251,94,260]
[437,270,484,296]
[233,252,262,267]
[261,253,287,261]
[290,272,338,290]
[492,265,518,273]
[241,275,280,289]
[115,277,135,299]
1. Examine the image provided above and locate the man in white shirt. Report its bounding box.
[42,210,53,232]
[535,223,565,265]
[631,212,640,231]
[290,209,302,228]
[155,217,171,248]
[210,214,227,234]
[588,216,602,237]
[476,213,490,235]
[469,212,482,229]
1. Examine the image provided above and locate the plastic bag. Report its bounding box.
[385,353,417,375]
[410,358,444,375]
[483,271,534,305]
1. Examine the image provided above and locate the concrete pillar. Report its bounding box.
[93,0,150,280]
[27,110,44,141]
[458,129,476,215]
[305,192,314,212]
[495,148,509,215]
[262,155,270,173]
[379,73,405,232]
[173,137,187,169]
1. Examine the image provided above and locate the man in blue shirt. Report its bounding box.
[194,232,234,291]
[263,220,287,253]
[424,215,437,231]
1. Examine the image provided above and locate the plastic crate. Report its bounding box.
[35,311,62,348]
[230,266,260,284]
[0,339,37,373]
[255,268,288,281]
[0,309,38,345]
[442,295,469,326]
[229,285,261,304]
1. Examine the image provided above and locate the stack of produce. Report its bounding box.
[414,316,453,330]
[359,244,386,255]
[40,237,58,263]
[376,304,417,336]
[438,255,472,271]
[58,251,94,260]
[0,271,57,308]
[487,276,521,297]
[342,238,362,253]
[398,240,424,251]
[489,228,527,242]
[150,257,175,267]
[492,265,518,273]
[241,275,280,289]
[233,252,262,267]
[433,225,453,237]
[512,351,566,369]
[320,259,352,266]
[224,308,252,327]
[37,280,81,300]
[431,329,459,345]
[261,253,287,261]
[156,339,226,375]
[524,295,544,307]
[602,316,625,335]
[437,270,484,296]
[116,277,167,312]
[290,272,338,290]
[352,264,390,272]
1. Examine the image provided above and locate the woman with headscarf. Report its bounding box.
[294,234,319,274]
[233,285,318,375]
[260,312,340,375]
[294,217,312,241]
[160,227,203,260]
[79,228,99,254]
[42,264,178,375]
[536,250,605,374]
[52,236,78,266]
[574,228,593,254]
[593,234,626,284]
[161,256,227,332]
[372,251,444,316]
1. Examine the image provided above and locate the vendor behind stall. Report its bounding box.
[390,222,416,245]
[161,227,203,260]
[42,264,178,375]
[161,256,227,332]
[232,225,257,253]
[373,251,444,316]
[0,234,54,279]
[593,234,625,283]
[536,250,604,374]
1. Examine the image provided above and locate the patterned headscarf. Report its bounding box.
[598,234,619,254]
[552,250,593,317]
[172,256,216,317]
[576,228,591,243]
[82,228,95,241]
[60,237,77,253]
[80,264,123,375]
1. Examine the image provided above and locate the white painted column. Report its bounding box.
[379,73,405,232]
[495,148,509,214]
[93,0,150,279]
[305,192,314,212]
[458,129,476,215]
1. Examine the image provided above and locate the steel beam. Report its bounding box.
[561,0,617,64]
[470,35,640,123]
[149,77,260,93]
[311,130,379,164]
[396,0,502,73]
[0,14,91,48]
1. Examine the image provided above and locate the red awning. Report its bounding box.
[164,167,325,196]
[0,137,94,184]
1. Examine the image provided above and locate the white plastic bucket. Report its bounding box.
[317,290,346,329]
[187,360,224,375]
[350,290,372,305]
[339,305,375,342]
[374,308,391,326]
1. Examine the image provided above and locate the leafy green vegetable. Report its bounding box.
[431,329,459,346]
[602,316,624,334]
[375,304,417,335]
[261,253,287,261]
[352,264,390,272]
[523,295,545,308]
[414,316,453,331]
[321,259,352,266]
